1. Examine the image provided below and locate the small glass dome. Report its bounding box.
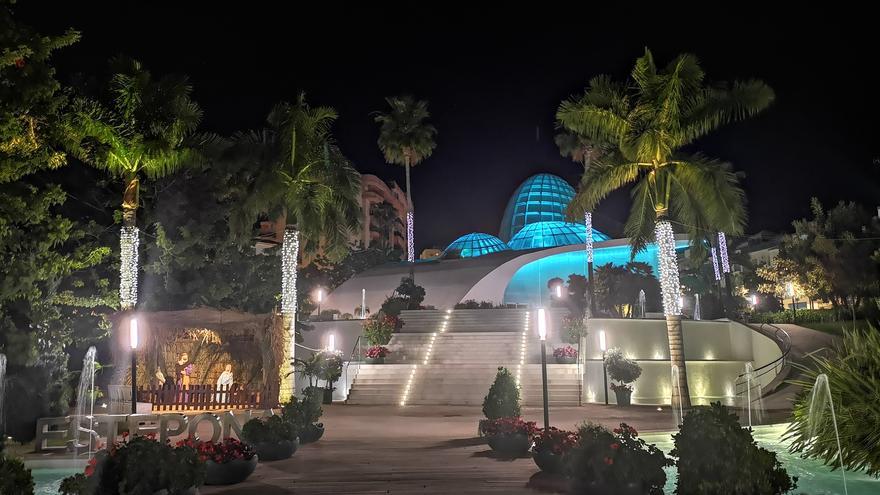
[498,173,577,242]
[444,233,510,258]
[507,221,610,250]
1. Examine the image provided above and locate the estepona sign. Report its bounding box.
[35,410,274,452]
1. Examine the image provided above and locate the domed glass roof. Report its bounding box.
[444,233,510,258]
[498,174,577,242]
[507,221,610,250]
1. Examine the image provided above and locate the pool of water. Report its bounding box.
[641,423,878,495]
[32,468,80,495]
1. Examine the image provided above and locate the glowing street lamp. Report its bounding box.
[129,317,138,414]
[785,282,797,321]
[316,289,324,316]
[750,294,758,308]
[537,308,549,430]
[327,333,336,352]
[599,330,608,405]
[554,284,563,299]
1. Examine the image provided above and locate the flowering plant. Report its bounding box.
[565,422,670,493]
[479,417,537,437]
[365,345,390,359]
[363,314,402,345]
[553,345,578,359]
[177,437,256,464]
[532,427,580,455]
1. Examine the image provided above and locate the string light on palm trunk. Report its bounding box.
[119,226,139,309]
[655,220,682,316]
[281,228,300,375]
[717,232,730,273]
[584,211,594,263]
[711,247,721,281]
[406,211,415,262]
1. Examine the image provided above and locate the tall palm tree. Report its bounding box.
[370,201,404,251]
[557,49,774,409]
[227,93,360,398]
[66,58,204,310]
[374,95,437,262]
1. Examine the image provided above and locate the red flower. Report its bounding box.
[604,457,614,465]
[365,345,390,359]
[14,58,25,68]
[552,346,578,359]
[610,443,620,450]
[84,457,97,477]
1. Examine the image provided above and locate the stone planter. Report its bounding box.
[204,456,257,485]
[532,449,565,474]
[365,356,385,364]
[322,388,333,404]
[555,356,577,364]
[614,387,632,406]
[570,479,643,495]
[299,423,325,444]
[252,439,298,461]
[486,433,531,457]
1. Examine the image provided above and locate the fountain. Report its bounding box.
[671,364,684,426]
[71,347,98,458]
[808,373,848,495]
[693,294,701,320]
[0,353,6,439]
[638,290,646,318]
[741,362,765,428]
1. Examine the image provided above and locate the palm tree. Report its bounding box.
[555,131,605,170]
[557,49,774,409]
[374,95,437,262]
[66,58,204,310]
[370,201,404,251]
[226,93,360,398]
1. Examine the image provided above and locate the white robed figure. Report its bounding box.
[215,364,234,403]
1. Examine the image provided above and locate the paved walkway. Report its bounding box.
[201,404,678,495]
[759,323,838,413]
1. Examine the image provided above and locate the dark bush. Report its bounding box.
[482,367,520,420]
[672,402,796,494]
[242,415,297,444]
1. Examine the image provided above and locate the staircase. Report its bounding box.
[346,310,581,406]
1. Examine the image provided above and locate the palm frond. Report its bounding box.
[681,79,775,144]
[566,162,642,218]
[669,154,747,235]
[623,178,657,256]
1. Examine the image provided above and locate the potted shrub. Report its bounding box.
[531,427,579,474]
[604,348,641,406]
[316,350,343,404]
[60,434,205,495]
[481,367,521,421]
[363,313,400,345]
[183,437,257,486]
[553,345,578,364]
[480,417,536,458]
[1,450,34,495]
[566,422,670,495]
[242,414,299,462]
[673,402,797,494]
[364,345,390,364]
[283,387,324,444]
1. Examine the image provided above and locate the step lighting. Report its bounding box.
[516,312,530,388]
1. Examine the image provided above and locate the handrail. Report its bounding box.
[342,336,363,402]
[733,321,792,402]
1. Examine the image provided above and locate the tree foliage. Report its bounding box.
[593,262,661,317]
[482,367,521,420]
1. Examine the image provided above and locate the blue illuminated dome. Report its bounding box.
[507,221,610,250]
[498,173,577,242]
[444,233,510,258]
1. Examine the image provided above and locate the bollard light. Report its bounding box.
[555,284,562,298]
[129,317,139,349]
[537,308,547,341]
[599,330,606,352]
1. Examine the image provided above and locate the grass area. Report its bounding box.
[800,319,873,336]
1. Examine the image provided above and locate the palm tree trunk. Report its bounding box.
[280,224,299,401]
[404,158,415,263]
[655,218,692,410]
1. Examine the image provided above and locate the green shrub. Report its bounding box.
[482,367,520,420]
[363,314,400,345]
[673,403,796,494]
[282,387,324,431]
[566,422,670,494]
[604,348,642,386]
[1,453,34,495]
[242,415,297,444]
[752,308,836,324]
[786,327,880,476]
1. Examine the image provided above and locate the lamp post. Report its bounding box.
[786,282,796,322]
[328,333,336,352]
[599,330,608,405]
[316,289,323,316]
[554,284,562,299]
[537,308,550,430]
[129,317,138,415]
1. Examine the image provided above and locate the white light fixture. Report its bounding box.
[599,330,607,352]
[711,247,721,281]
[129,317,138,350]
[750,294,758,306]
[786,281,794,298]
[537,308,547,341]
[317,289,323,303]
[406,211,415,262]
[555,285,562,298]
[119,226,139,309]
[361,289,366,319]
[717,232,730,273]
[655,220,682,315]
[327,333,335,352]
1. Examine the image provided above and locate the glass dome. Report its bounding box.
[498,173,577,242]
[507,221,610,250]
[444,233,510,258]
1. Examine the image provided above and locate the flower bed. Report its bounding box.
[480,417,537,457]
[365,345,390,363]
[553,345,578,363]
[178,437,257,485]
[532,427,579,473]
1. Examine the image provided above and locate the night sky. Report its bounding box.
[18,3,879,250]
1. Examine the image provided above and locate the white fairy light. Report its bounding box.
[717,232,730,273]
[584,211,594,263]
[406,211,415,262]
[711,247,721,281]
[281,227,299,393]
[119,226,139,309]
[655,220,682,316]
